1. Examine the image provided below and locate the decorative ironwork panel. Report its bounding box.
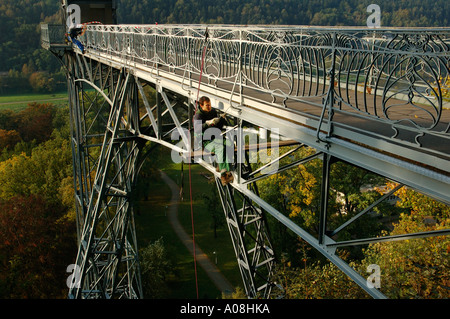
[80,25,449,158]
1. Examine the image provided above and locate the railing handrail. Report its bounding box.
[89,23,450,31]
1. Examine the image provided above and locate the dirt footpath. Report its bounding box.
[159,170,235,295]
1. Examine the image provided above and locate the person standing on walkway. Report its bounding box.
[193,96,234,186]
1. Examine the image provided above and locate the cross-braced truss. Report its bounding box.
[215,179,276,298]
[66,56,144,298]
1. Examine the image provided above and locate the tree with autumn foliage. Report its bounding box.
[0,129,21,150]
[358,184,450,298]
[0,102,58,149]
[16,102,57,144]
[437,76,450,101]
[0,136,77,298]
[273,248,368,299]
[254,144,449,298]
[256,145,392,263]
[0,194,76,298]
[271,179,449,298]
[0,102,76,298]
[0,136,73,204]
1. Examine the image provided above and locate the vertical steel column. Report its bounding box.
[156,89,163,141]
[318,153,332,245]
[215,138,277,298]
[67,62,143,299]
[66,55,85,242]
[215,180,276,298]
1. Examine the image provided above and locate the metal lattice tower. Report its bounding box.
[67,59,144,298]
[41,3,450,299]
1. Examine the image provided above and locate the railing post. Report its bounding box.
[239,29,244,106]
[327,32,337,139]
[237,117,244,183]
[156,86,163,141]
[154,26,159,75]
[187,28,193,87]
[317,31,337,145]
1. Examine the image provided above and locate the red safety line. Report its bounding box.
[190,38,208,300]
[188,155,198,299]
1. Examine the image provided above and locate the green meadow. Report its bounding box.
[0,92,68,112]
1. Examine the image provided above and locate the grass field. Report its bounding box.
[0,91,68,112]
[135,156,242,299]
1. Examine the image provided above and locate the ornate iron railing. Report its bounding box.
[80,25,450,159]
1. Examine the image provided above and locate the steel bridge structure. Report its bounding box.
[41,7,450,299]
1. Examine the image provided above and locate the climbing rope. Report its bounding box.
[180,162,184,201]
[189,27,209,299]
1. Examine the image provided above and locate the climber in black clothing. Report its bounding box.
[193,96,233,186]
[67,24,86,54]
